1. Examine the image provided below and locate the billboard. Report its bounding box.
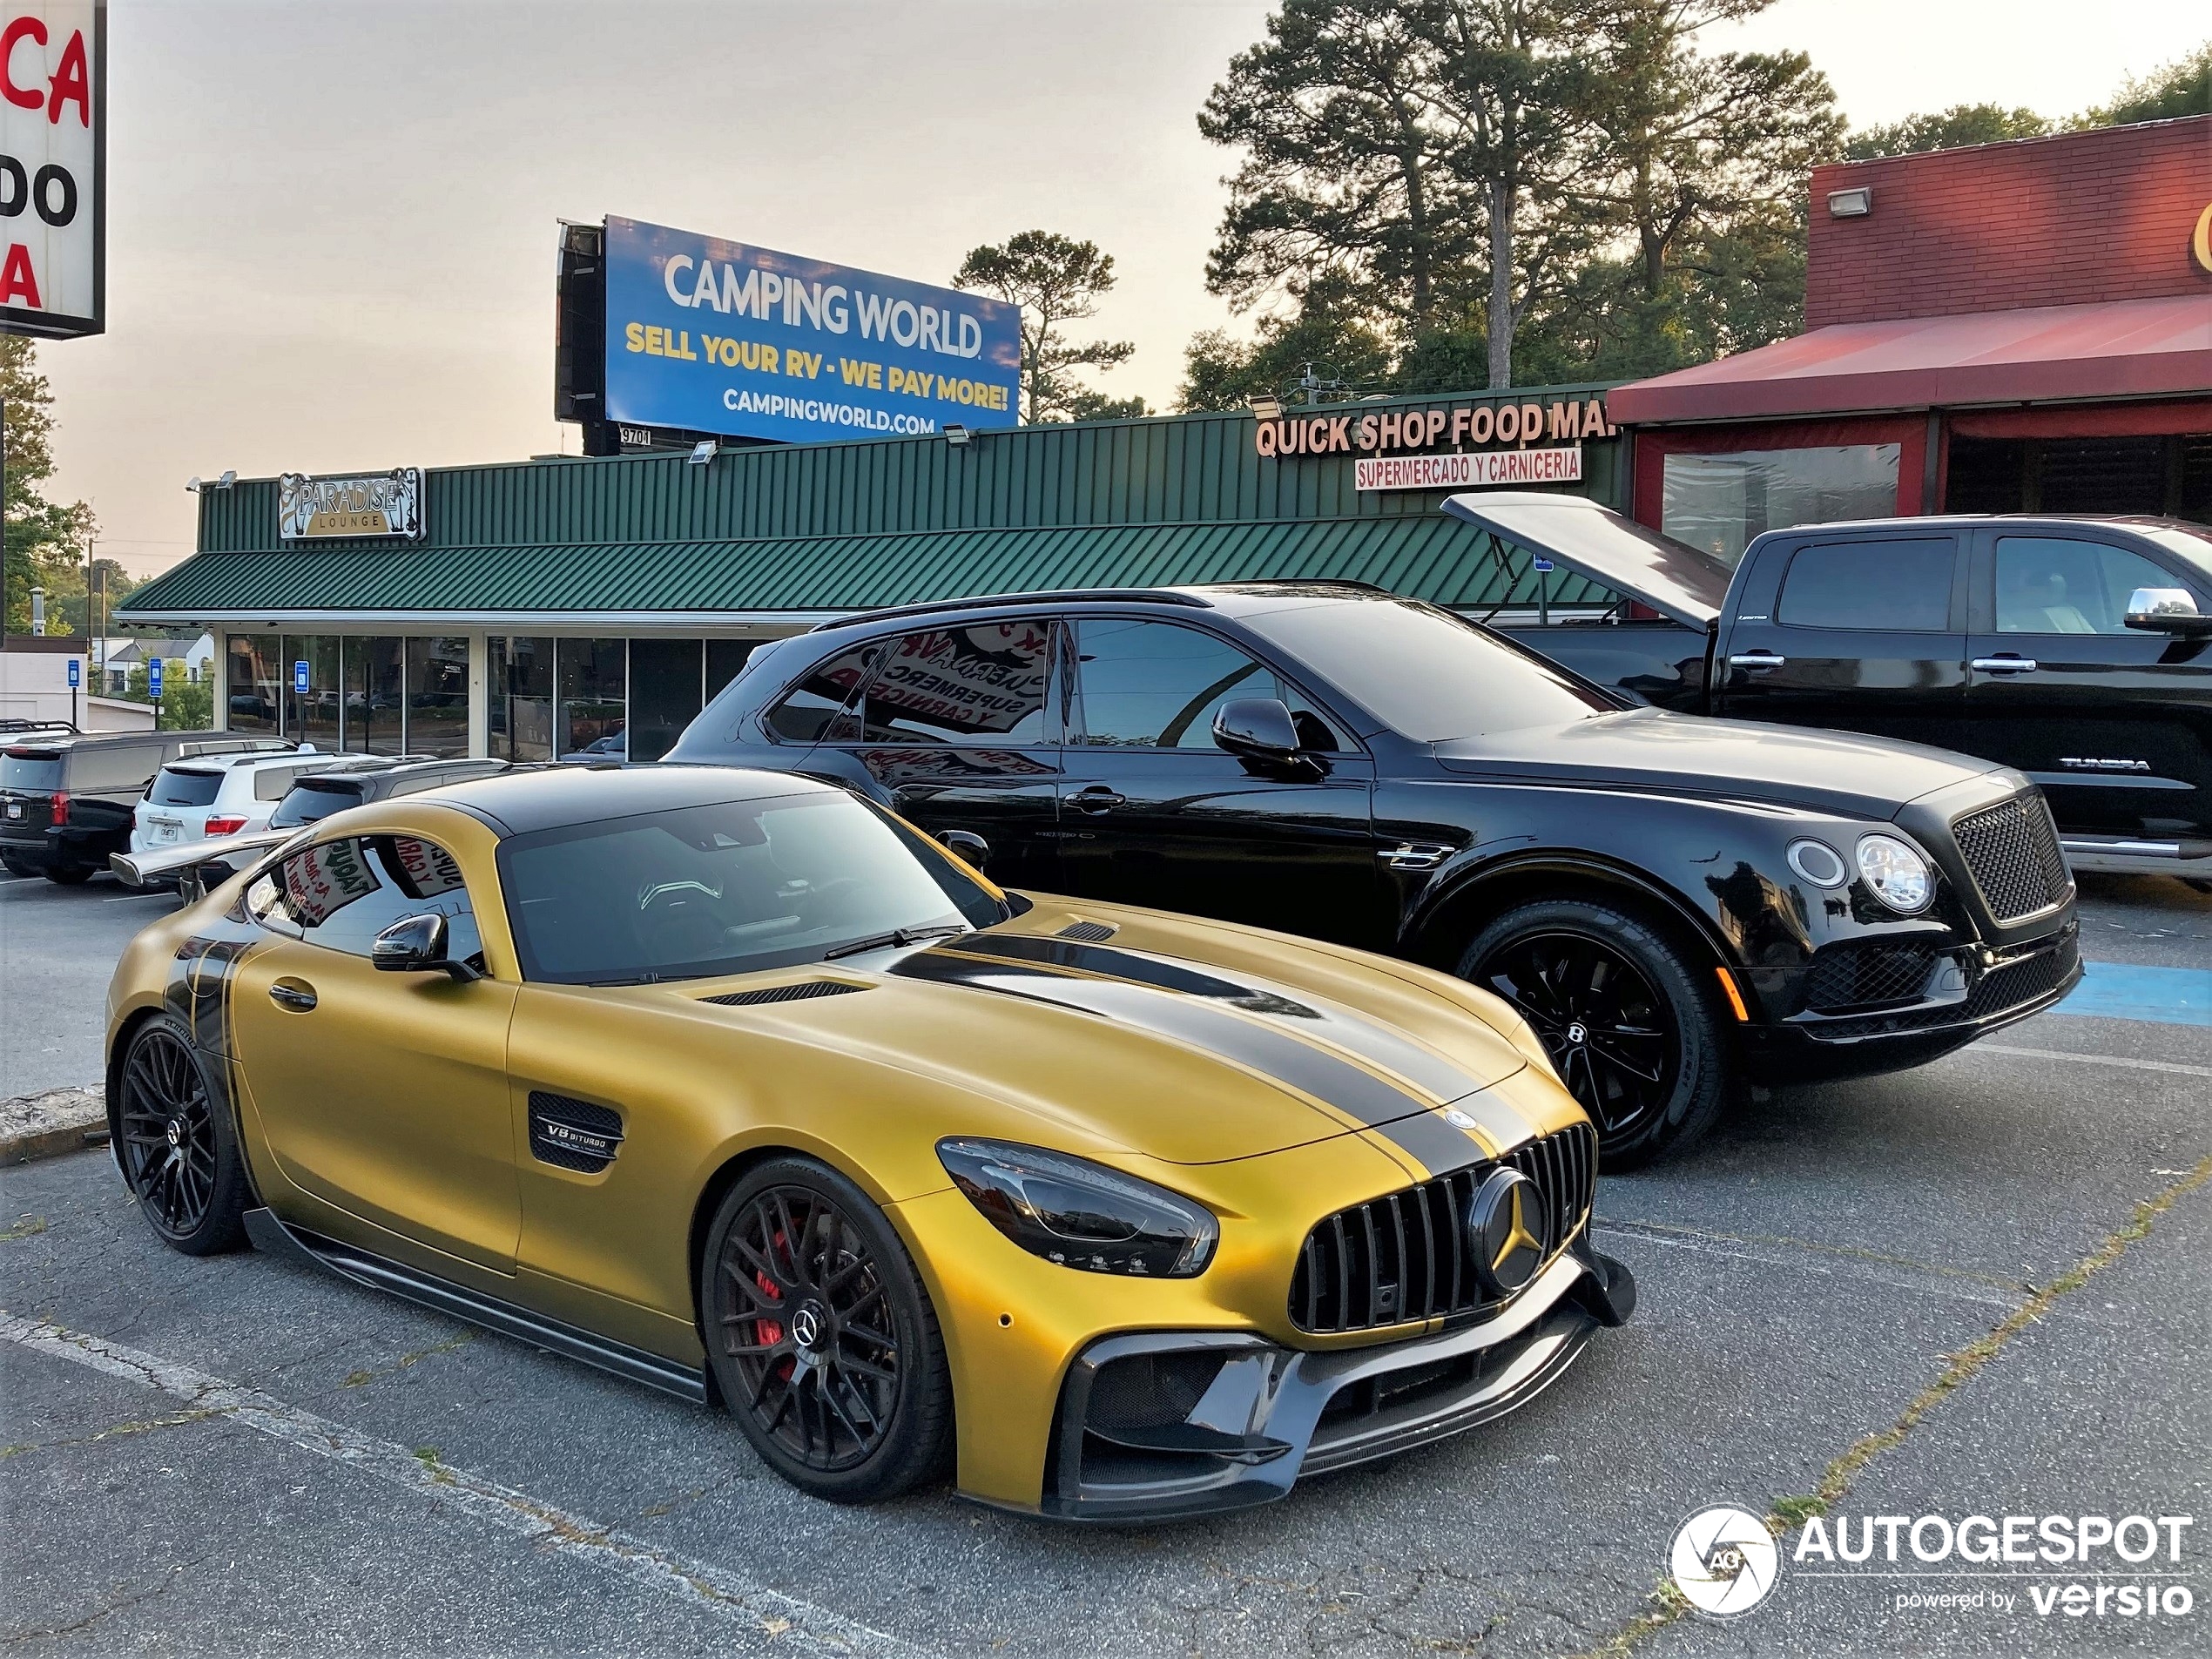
[0,1,102,339]
[601,216,1022,445]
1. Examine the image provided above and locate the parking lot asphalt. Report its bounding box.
[2,870,2208,1656]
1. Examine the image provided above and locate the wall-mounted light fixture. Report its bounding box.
[687,440,718,466]
[1827,186,1873,219]
[217,470,236,489]
[943,424,973,448]
[1248,395,1283,422]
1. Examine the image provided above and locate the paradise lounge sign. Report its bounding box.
[1253,391,1614,492]
[277,469,425,541]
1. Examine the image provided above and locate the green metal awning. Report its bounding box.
[117,514,1596,627]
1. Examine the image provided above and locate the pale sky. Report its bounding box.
[30,0,2212,578]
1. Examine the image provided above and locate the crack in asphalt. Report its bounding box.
[0,1312,933,1657]
[0,1554,210,1646]
[1595,1217,2030,1293]
[1565,1151,2212,1659]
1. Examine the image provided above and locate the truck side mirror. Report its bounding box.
[2124,588,2212,637]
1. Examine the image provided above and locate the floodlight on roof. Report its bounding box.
[688,440,718,466]
[943,424,973,448]
[1249,395,1283,422]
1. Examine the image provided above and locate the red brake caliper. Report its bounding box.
[756,1229,790,1376]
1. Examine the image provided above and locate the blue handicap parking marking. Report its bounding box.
[2055,961,2212,1027]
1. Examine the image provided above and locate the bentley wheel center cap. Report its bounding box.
[1565,1021,1588,1045]
[790,1301,827,1352]
[1467,1168,1550,1297]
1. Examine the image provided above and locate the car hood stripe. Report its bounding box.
[895,941,1524,1171]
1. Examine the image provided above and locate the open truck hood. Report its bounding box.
[1442,492,1732,631]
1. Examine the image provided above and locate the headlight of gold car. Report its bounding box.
[937,1138,1219,1278]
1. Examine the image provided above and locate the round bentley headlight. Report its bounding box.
[937,1138,1218,1278]
[1785,839,1848,888]
[1855,834,1933,914]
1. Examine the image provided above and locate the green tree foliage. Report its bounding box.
[1180,277,1399,410]
[3,336,98,635]
[1844,103,2051,160]
[953,232,1145,423]
[2084,39,2211,126]
[121,657,213,731]
[1189,0,1836,397]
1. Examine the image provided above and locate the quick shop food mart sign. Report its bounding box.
[604,216,1023,445]
[1255,392,1615,491]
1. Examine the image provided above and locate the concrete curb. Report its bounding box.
[0,1086,108,1166]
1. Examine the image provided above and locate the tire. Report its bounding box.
[114,1015,252,1254]
[700,1156,954,1504]
[43,861,93,885]
[1460,898,1730,1170]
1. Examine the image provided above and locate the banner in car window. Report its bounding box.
[864,623,1051,739]
[387,836,465,899]
[282,838,380,928]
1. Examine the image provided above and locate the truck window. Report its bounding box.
[1994,537,2172,635]
[1776,539,1954,632]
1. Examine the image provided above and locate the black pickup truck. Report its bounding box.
[1460,496,2212,887]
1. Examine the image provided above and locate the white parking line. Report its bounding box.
[100,890,172,903]
[1973,1044,2212,1081]
[0,1312,930,1657]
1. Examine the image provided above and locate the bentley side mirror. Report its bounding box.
[1212,698,1307,770]
[937,829,990,870]
[371,912,482,981]
[2124,588,2212,636]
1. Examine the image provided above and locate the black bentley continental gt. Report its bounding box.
[669,583,2082,1163]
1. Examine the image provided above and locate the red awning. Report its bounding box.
[1607,294,2212,425]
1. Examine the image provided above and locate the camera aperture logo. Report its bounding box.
[1671,1505,1781,1616]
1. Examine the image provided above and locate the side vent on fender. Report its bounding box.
[698,981,867,1008]
[529,1093,624,1174]
[1055,921,1118,943]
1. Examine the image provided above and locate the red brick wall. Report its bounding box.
[1806,116,2212,327]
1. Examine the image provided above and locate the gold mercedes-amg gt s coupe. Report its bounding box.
[105,765,1633,1520]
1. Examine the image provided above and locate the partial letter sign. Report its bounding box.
[0,1,102,338]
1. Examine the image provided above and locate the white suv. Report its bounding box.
[131,750,365,851]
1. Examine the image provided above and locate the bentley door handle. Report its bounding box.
[1971,657,2039,675]
[1727,651,1786,670]
[1069,787,1126,813]
[267,979,318,1013]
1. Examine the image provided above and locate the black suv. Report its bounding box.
[266,756,512,828]
[2,730,292,884]
[669,583,2083,1164]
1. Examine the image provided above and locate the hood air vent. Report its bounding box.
[1055,921,1118,943]
[699,981,867,1008]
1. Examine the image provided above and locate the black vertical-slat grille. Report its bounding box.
[1951,794,2071,921]
[1287,1123,1598,1333]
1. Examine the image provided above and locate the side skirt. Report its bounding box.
[241,1208,710,1405]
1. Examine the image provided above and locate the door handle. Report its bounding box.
[1727,651,1786,670]
[1069,786,1126,813]
[1971,657,2039,675]
[267,978,317,1013]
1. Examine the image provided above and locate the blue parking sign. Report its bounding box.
[293,660,309,694]
[148,658,164,698]
[66,658,79,689]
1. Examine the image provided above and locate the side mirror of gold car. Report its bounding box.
[371,912,483,981]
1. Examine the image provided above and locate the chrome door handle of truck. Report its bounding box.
[1971,658,2039,674]
[1728,651,1786,670]
[1070,787,1126,813]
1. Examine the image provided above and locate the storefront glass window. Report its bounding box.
[283,636,341,752]
[706,638,758,700]
[558,638,627,758]
[1662,445,1900,568]
[406,637,471,758]
[627,639,704,763]
[351,637,404,754]
[490,637,554,762]
[226,634,280,732]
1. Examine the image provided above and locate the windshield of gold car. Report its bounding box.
[496,792,1003,985]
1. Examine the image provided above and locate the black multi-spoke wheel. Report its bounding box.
[701,1158,952,1501]
[116,1015,249,1253]
[1461,899,1730,1169]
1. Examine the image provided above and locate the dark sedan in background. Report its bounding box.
[668,583,2082,1164]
